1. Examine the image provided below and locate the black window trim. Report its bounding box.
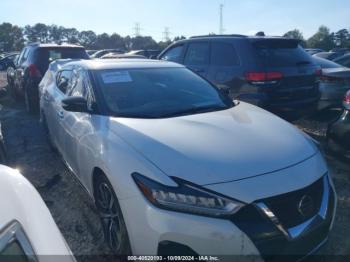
[0,220,37,261]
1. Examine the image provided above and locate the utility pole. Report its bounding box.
[133,22,142,37]
[162,27,171,42]
[219,4,224,35]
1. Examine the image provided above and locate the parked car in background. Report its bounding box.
[6,54,19,93]
[333,53,350,68]
[86,50,98,56]
[327,90,350,158]
[159,35,321,119]
[101,53,146,59]
[11,43,89,113]
[90,49,124,58]
[0,52,19,71]
[305,48,324,55]
[40,59,336,258]
[313,56,350,110]
[127,49,161,59]
[313,52,345,61]
[0,165,75,261]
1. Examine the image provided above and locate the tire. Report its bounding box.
[24,85,39,114]
[94,173,131,255]
[41,113,57,153]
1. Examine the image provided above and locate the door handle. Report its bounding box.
[58,111,64,119]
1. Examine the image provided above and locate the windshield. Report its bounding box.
[94,67,234,118]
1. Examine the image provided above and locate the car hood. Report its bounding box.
[109,102,317,185]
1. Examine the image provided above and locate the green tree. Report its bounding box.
[24,23,49,43]
[48,25,65,43]
[283,29,306,47]
[334,29,350,48]
[0,22,24,51]
[307,26,335,50]
[62,28,79,43]
[78,30,97,48]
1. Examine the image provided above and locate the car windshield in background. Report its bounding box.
[94,67,233,118]
[253,40,313,67]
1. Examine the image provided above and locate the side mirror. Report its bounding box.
[62,97,88,113]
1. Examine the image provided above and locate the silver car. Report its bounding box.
[313,56,350,110]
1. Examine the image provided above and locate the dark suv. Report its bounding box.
[158,35,321,119]
[12,43,89,112]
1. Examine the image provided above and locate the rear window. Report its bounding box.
[253,39,313,67]
[313,57,340,69]
[38,48,88,63]
[35,47,88,73]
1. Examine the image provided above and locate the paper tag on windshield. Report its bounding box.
[101,71,132,84]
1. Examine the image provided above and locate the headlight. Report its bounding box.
[132,173,244,218]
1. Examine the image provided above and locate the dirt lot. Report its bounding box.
[0,72,349,261]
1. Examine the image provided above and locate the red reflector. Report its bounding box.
[344,90,350,104]
[28,64,41,78]
[245,72,283,82]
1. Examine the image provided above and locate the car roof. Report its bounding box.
[27,43,84,49]
[63,59,185,70]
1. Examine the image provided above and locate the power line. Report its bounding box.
[133,22,142,37]
[162,27,171,42]
[219,4,225,34]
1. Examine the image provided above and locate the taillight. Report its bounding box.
[320,75,344,83]
[245,71,283,82]
[28,64,41,78]
[344,90,350,104]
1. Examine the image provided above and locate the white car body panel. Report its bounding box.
[39,60,335,256]
[0,165,74,261]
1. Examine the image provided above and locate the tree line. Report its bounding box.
[0,22,349,52]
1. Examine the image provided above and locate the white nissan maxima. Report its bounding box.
[39,59,336,260]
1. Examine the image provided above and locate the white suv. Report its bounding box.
[39,59,336,260]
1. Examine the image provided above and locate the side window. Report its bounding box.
[0,221,37,261]
[56,70,72,93]
[21,48,30,63]
[17,48,27,65]
[211,42,240,66]
[68,69,87,98]
[184,42,209,66]
[161,45,184,62]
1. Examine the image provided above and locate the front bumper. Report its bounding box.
[119,173,336,261]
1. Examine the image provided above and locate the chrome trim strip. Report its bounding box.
[255,175,331,241]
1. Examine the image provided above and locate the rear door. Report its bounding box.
[251,39,319,105]
[48,69,73,154]
[183,42,210,78]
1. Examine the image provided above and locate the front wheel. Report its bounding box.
[94,174,131,255]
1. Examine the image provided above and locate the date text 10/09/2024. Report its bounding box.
[127,256,220,261]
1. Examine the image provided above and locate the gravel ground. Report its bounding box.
[0,72,349,261]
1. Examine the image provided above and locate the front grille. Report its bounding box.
[263,177,324,228]
[230,176,335,261]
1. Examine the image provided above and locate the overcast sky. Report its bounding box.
[1,0,349,41]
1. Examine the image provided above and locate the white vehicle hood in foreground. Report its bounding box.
[111,102,317,185]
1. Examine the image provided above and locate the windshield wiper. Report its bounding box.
[159,105,230,118]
